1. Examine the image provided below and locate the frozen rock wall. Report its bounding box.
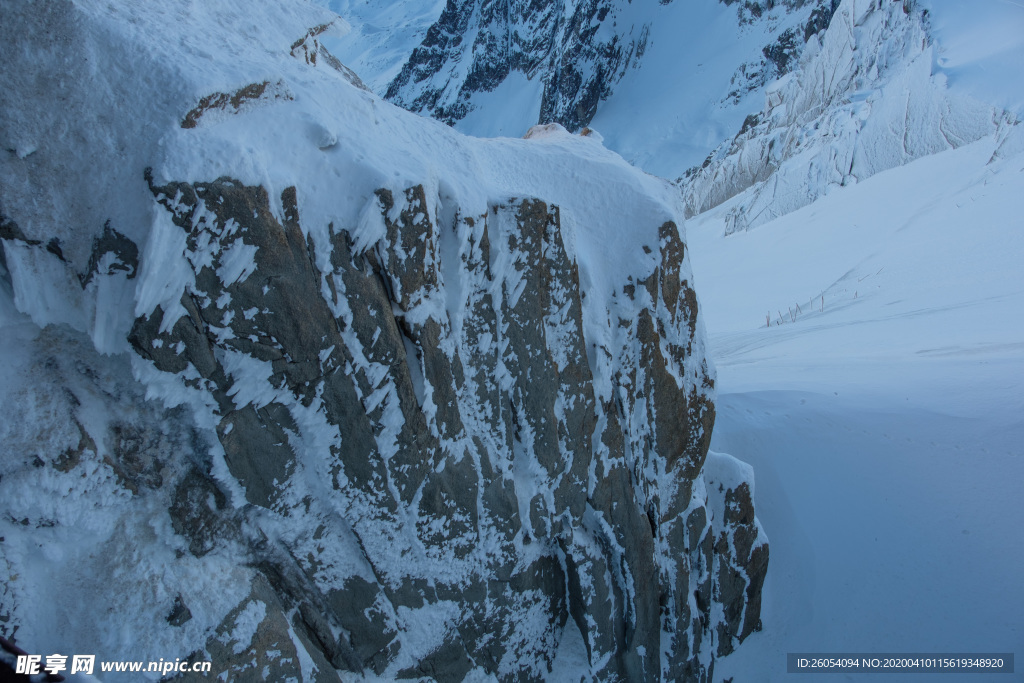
[0,0,766,680]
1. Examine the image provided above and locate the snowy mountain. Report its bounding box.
[0,1,766,681]
[350,0,1022,194]
[367,0,844,175]
[384,0,644,132]
[691,106,1024,683]
[3,0,1023,680]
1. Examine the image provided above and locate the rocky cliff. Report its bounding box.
[0,1,766,680]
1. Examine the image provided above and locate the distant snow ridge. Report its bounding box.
[681,0,1007,233]
[0,0,766,681]
[384,0,840,133]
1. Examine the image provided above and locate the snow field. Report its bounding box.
[689,128,1024,680]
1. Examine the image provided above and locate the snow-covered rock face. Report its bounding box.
[0,0,766,680]
[384,0,638,132]
[680,0,1007,232]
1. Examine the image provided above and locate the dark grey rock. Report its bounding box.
[176,574,337,683]
[127,174,764,681]
[168,467,230,557]
[713,481,769,654]
[217,403,297,508]
[103,421,165,494]
[325,576,398,671]
[53,419,96,473]
[80,221,138,287]
[0,207,39,245]
[166,595,192,627]
[717,0,842,106]
[396,638,475,681]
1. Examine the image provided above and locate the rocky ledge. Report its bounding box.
[121,169,766,681]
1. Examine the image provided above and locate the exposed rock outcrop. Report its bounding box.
[0,0,767,680]
[721,0,842,105]
[124,173,765,680]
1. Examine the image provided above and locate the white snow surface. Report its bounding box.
[691,128,1024,680]
[585,0,812,178]
[922,0,1024,117]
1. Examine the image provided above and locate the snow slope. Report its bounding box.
[679,0,1014,233]
[687,127,1024,680]
[315,0,446,93]
[923,0,1024,117]
[584,0,817,178]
